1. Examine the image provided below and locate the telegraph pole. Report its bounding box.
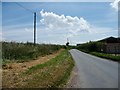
[34,12,36,46]
[66,38,69,46]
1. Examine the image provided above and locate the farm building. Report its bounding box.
[99,37,120,54]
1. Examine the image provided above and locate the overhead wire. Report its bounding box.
[15,2,34,13]
[4,2,43,27]
[15,2,43,19]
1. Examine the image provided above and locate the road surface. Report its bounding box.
[69,49,118,88]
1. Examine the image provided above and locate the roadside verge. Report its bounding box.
[2,49,75,88]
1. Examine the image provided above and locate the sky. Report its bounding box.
[2,0,119,45]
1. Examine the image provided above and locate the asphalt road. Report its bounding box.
[69,49,118,88]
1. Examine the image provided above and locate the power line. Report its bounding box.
[15,2,33,13]
[15,2,37,45]
[14,2,40,23]
[14,2,43,45]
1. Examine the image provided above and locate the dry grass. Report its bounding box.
[2,49,64,88]
[2,49,74,88]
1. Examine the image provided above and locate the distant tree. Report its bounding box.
[66,42,69,46]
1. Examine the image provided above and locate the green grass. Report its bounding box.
[2,41,64,62]
[15,50,75,88]
[90,52,120,62]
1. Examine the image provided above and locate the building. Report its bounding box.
[100,37,120,54]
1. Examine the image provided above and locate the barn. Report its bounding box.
[100,37,120,54]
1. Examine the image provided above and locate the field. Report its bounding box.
[2,41,64,63]
[2,49,74,88]
[2,41,74,88]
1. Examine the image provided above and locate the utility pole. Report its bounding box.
[66,38,69,46]
[34,12,36,46]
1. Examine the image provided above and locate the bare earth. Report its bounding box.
[2,49,63,88]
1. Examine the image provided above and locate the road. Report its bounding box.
[69,49,118,88]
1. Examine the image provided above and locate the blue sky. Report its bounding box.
[2,2,118,45]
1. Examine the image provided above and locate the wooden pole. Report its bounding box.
[34,12,36,46]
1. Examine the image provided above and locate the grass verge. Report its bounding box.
[77,49,120,62]
[14,50,74,88]
[90,52,120,62]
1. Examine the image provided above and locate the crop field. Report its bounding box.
[2,41,64,63]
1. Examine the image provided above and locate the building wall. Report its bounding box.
[106,43,120,54]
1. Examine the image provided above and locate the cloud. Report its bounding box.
[25,28,33,32]
[110,0,120,11]
[40,9,91,37]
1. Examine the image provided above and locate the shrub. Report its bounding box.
[2,41,63,61]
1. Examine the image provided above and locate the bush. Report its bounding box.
[76,41,104,53]
[2,41,63,61]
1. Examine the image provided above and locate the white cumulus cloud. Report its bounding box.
[110,0,120,11]
[40,10,91,37]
